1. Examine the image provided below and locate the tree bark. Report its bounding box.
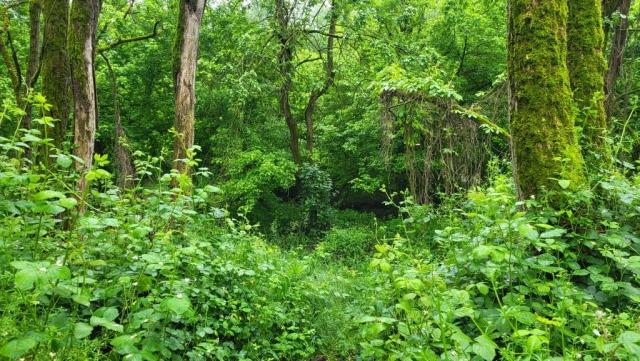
[508,0,585,200]
[42,0,70,146]
[304,0,337,159]
[567,0,611,164]
[20,0,41,130]
[605,0,631,118]
[173,0,206,176]
[69,0,100,199]
[275,0,302,166]
[101,53,135,189]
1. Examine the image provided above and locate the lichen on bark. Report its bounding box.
[567,0,611,166]
[508,0,585,200]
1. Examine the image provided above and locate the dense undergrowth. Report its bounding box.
[2,108,640,360]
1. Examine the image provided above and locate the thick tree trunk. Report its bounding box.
[304,0,337,159]
[69,0,100,199]
[101,53,135,189]
[605,0,631,118]
[42,0,70,146]
[508,0,585,200]
[567,0,611,164]
[276,0,302,166]
[173,0,206,176]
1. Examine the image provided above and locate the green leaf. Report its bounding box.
[74,323,94,339]
[540,228,566,239]
[59,197,78,209]
[111,334,139,354]
[473,334,496,361]
[32,190,64,201]
[72,294,91,307]
[0,336,38,359]
[162,296,191,315]
[90,316,124,333]
[56,154,73,168]
[14,269,37,290]
[476,283,490,295]
[618,331,640,355]
[558,179,571,189]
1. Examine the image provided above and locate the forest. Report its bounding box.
[1,0,640,359]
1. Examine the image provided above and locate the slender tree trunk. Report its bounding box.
[568,0,611,164]
[508,0,585,200]
[21,0,42,130]
[602,0,623,35]
[173,0,206,176]
[101,53,135,189]
[69,0,100,201]
[0,9,21,101]
[605,0,631,118]
[42,0,70,146]
[275,0,302,166]
[304,0,337,159]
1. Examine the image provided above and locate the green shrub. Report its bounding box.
[318,226,377,263]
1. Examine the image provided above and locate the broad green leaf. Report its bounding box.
[473,334,496,361]
[90,316,123,333]
[540,228,566,239]
[558,179,571,189]
[74,323,93,339]
[0,336,38,359]
[14,269,37,290]
[618,331,640,355]
[72,294,91,307]
[32,190,64,201]
[162,297,191,315]
[111,334,139,354]
[56,154,73,168]
[59,197,78,209]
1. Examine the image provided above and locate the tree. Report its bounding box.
[0,0,42,129]
[173,0,206,176]
[605,0,631,117]
[304,0,337,158]
[69,0,101,198]
[508,0,585,200]
[275,0,302,166]
[41,0,71,146]
[567,0,611,163]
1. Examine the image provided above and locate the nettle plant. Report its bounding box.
[354,176,640,361]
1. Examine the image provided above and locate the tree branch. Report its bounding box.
[97,20,159,53]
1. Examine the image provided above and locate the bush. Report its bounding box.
[318,226,377,263]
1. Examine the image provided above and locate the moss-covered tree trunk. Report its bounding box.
[42,0,70,146]
[508,0,585,200]
[69,0,100,200]
[567,0,611,165]
[173,0,206,176]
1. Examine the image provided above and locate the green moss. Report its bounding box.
[508,0,585,199]
[567,0,611,166]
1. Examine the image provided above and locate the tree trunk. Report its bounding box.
[567,0,611,164]
[42,0,70,147]
[101,53,135,189]
[21,0,42,131]
[508,0,585,200]
[605,0,631,118]
[304,0,337,159]
[173,0,206,176]
[276,0,302,166]
[69,0,100,200]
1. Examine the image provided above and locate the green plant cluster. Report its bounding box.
[1,102,640,360]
